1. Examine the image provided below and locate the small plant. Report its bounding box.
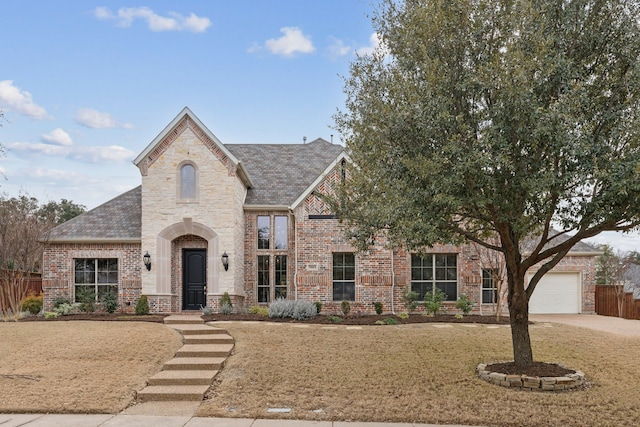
[44,311,58,319]
[249,305,269,316]
[314,301,323,314]
[54,303,74,316]
[76,287,96,313]
[384,317,400,325]
[401,286,419,313]
[53,297,72,309]
[21,292,43,315]
[341,300,351,316]
[375,320,385,325]
[200,305,214,315]
[328,315,343,323]
[220,302,233,314]
[455,313,464,319]
[424,288,446,316]
[455,294,473,315]
[268,299,318,320]
[135,295,150,315]
[398,312,409,319]
[374,301,383,315]
[101,290,118,314]
[220,292,233,310]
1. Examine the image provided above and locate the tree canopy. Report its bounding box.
[335,0,640,366]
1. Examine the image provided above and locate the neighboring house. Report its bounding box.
[41,107,599,314]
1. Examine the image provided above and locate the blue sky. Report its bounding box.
[0,1,638,252]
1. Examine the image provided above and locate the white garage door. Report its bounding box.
[528,272,581,314]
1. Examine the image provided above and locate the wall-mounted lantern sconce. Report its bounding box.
[143,251,151,271]
[221,251,229,271]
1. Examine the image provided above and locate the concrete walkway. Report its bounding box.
[530,313,640,337]
[0,414,479,427]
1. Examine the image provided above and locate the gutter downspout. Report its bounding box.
[290,208,298,300]
[391,247,396,315]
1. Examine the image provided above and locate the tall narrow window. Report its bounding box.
[482,269,499,304]
[257,255,270,303]
[275,255,287,299]
[274,216,288,249]
[180,164,196,199]
[411,254,457,301]
[333,253,355,301]
[257,216,270,249]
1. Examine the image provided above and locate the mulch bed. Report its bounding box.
[487,361,576,378]
[18,313,168,323]
[201,313,512,325]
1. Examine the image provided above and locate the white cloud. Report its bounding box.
[94,6,211,33]
[0,80,50,120]
[356,32,389,57]
[75,108,133,129]
[327,37,351,59]
[41,128,73,146]
[7,141,135,163]
[258,27,315,57]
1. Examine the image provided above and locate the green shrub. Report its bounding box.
[44,311,58,319]
[54,303,74,316]
[220,302,233,314]
[398,312,409,319]
[314,301,323,314]
[76,287,96,313]
[135,295,150,315]
[220,292,233,310]
[424,288,446,315]
[21,293,43,315]
[375,320,385,325]
[329,315,343,323]
[249,305,269,316]
[341,300,351,316]
[455,294,473,315]
[53,297,72,309]
[374,301,383,315]
[401,286,419,313]
[101,290,118,314]
[384,317,400,325]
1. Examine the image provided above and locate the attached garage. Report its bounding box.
[528,272,582,314]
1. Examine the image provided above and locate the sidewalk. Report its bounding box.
[0,414,480,427]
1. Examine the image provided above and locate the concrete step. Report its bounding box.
[163,357,226,370]
[164,315,204,325]
[176,344,233,358]
[166,324,228,335]
[148,370,218,386]
[137,384,210,402]
[184,334,234,345]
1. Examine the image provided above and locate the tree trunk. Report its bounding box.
[507,270,534,367]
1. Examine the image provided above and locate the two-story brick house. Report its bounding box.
[42,107,599,315]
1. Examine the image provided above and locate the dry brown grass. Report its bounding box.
[197,322,640,427]
[0,321,182,414]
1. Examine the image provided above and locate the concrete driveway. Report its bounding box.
[530,314,640,337]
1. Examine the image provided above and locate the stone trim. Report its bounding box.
[476,363,585,391]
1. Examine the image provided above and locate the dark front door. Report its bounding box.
[183,249,206,310]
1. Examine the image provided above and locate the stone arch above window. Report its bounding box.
[177,161,199,202]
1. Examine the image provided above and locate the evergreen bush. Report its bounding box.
[21,292,43,315]
[341,300,351,316]
[101,290,118,313]
[374,301,383,315]
[135,295,150,315]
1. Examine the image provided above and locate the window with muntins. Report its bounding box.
[257,216,270,249]
[275,255,287,299]
[333,253,355,301]
[257,255,270,303]
[74,258,118,302]
[482,268,499,304]
[411,254,457,301]
[180,163,196,200]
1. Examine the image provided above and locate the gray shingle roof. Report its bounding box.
[227,138,345,205]
[46,186,142,242]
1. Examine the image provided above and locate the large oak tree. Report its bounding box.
[335,0,640,366]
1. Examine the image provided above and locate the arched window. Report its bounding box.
[180,163,197,200]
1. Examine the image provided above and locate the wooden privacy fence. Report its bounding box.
[0,277,43,311]
[595,285,640,320]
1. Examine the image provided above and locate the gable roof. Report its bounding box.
[227,138,345,206]
[46,186,141,243]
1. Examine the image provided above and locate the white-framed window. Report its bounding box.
[74,258,118,302]
[482,268,499,304]
[411,254,457,301]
